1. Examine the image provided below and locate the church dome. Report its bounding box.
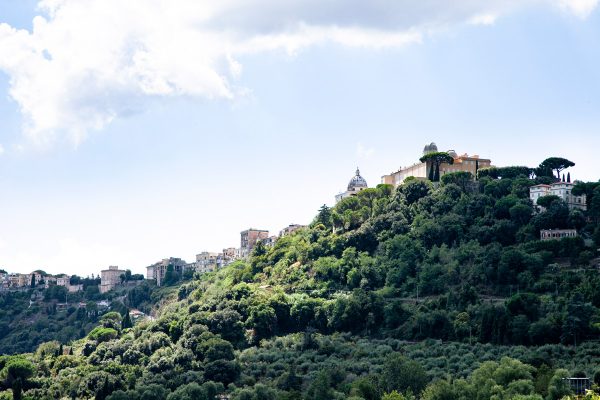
[423,142,438,155]
[348,168,368,191]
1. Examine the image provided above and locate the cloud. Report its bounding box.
[560,0,600,17]
[0,0,597,144]
[357,142,375,160]
[469,14,498,26]
[0,144,4,155]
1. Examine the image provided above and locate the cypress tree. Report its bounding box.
[122,310,133,329]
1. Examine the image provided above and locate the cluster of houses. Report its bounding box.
[0,270,83,292]
[0,223,307,293]
[146,224,305,286]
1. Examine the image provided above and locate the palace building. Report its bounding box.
[530,181,586,211]
[381,142,492,187]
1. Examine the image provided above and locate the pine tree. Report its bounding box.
[30,275,35,288]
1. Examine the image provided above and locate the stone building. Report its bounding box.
[381,143,492,187]
[146,257,187,287]
[100,266,126,293]
[335,168,368,203]
[530,182,586,211]
[240,229,269,258]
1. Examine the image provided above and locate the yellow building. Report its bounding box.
[381,143,492,187]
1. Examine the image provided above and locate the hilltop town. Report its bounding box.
[0,143,599,398]
[1,142,591,295]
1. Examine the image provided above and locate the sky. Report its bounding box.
[0,0,599,276]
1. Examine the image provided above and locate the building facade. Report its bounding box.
[335,168,369,203]
[529,182,586,211]
[279,224,306,237]
[240,229,269,258]
[540,229,578,241]
[195,252,219,273]
[381,143,492,187]
[100,266,126,293]
[146,257,187,287]
[56,275,70,287]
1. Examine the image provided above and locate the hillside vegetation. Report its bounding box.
[1,164,600,400]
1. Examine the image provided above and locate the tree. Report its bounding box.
[121,310,133,330]
[381,353,429,395]
[305,370,335,400]
[538,157,575,180]
[536,195,561,209]
[440,171,473,191]
[420,152,454,182]
[314,204,333,229]
[163,265,179,286]
[1,357,35,400]
[398,179,432,205]
[382,391,415,400]
[203,360,240,385]
[30,275,35,288]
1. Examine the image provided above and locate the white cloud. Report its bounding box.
[469,14,498,26]
[0,144,4,155]
[357,142,375,160]
[0,0,597,144]
[560,0,600,17]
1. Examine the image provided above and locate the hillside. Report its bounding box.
[0,280,163,355]
[1,166,600,400]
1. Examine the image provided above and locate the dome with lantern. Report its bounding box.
[347,168,368,191]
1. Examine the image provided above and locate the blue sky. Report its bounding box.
[0,1,599,276]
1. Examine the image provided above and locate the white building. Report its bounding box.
[530,182,586,211]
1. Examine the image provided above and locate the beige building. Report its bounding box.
[56,275,70,287]
[195,252,219,273]
[279,224,306,237]
[146,257,187,287]
[68,284,83,293]
[530,182,586,211]
[381,143,492,187]
[222,247,238,259]
[335,168,368,203]
[9,274,21,287]
[240,229,269,258]
[540,229,578,241]
[100,266,126,293]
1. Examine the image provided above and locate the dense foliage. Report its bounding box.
[0,280,159,354]
[1,162,600,399]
